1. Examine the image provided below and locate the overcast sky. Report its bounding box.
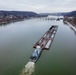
[0,0,76,13]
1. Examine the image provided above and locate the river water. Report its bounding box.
[0,18,76,75]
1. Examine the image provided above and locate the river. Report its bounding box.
[0,18,76,75]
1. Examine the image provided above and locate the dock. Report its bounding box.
[33,25,58,50]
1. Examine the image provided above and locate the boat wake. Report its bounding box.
[20,62,35,75]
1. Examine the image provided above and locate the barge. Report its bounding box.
[33,25,58,50]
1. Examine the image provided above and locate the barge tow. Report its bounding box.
[29,25,58,63]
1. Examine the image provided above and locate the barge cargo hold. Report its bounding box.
[33,25,58,50]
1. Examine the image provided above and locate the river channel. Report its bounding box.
[0,18,76,75]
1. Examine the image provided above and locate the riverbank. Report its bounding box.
[0,10,40,25]
[64,16,76,27]
[63,16,76,32]
[0,15,30,25]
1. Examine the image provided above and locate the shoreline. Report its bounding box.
[66,21,76,32]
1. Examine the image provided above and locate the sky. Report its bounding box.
[0,0,76,13]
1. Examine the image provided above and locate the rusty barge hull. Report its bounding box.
[33,25,58,50]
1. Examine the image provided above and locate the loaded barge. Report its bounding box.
[29,25,58,63]
[33,25,58,50]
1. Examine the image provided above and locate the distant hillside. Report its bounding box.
[39,12,68,16]
[0,10,76,18]
[0,10,39,17]
[64,11,76,17]
[39,11,76,17]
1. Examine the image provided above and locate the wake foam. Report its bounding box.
[21,62,35,75]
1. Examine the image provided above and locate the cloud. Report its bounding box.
[0,0,76,12]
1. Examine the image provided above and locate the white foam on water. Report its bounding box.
[20,62,35,75]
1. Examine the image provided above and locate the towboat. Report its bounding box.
[29,46,42,63]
